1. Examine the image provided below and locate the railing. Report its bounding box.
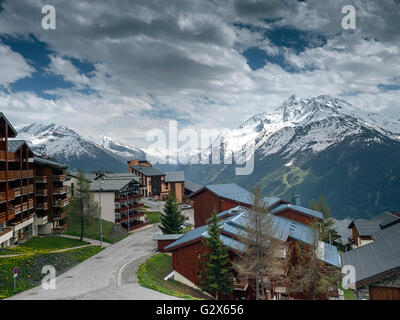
[0,227,12,237]
[0,151,15,161]
[115,203,144,213]
[36,188,48,196]
[115,193,144,203]
[54,198,69,208]
[52,186,68,195]
[35,176,47,183]
[115,212,144,223]
[36,202,48,210]
[0,171,15,180]
[53,174,67,182]
[13,170,34,179]
[0,208,15,220]
[0,190,15,202]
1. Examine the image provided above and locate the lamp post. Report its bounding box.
[96,181,104,247]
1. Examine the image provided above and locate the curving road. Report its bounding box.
[8,225,180,300]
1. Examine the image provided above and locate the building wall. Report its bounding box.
[171,241,209,286]
[192,190,249,227]
[274,209,315,226]
[93,191,115,223]
[356,273,400,300]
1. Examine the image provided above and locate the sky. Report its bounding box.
[0,0,399,147]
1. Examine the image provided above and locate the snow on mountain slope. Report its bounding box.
[206,95,400,164]
[89,135,146,160]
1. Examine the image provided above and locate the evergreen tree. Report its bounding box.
[310,196,340,244]
[159,190,185,234]
[68,170,98,241]
[200,210,234,300]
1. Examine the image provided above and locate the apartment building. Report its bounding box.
[0,113,36,247]
[33,157,70,235]
[90,173,146,232]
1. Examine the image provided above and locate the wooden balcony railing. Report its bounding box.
[0,227,12,237]
[0,190,15,202]
[115,193,144,203]
[0,151,15,161]
[52,186,68,195]
[115,212,145,223]
[0,171,15,180]
[115,203,144,213]
[35,176,47,183]
[36,189,48,196]
[54,198,69,208]
[0,208,15,221]
[36,202,48,210]
[53,174,67,182]
[13,170,34,179]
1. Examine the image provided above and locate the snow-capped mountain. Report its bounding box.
[204,94,400,166]
[18,123,129,172]
[180,95,400,219]
[89,135,146,161]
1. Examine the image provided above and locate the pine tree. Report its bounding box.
[310,196,340,244]
[199,210,234,300]
[234,187,286,300]
[159,190,185,234]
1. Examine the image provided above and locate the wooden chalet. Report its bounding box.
[341,222,400,300]
[164,205,340,300]
[348,211,400,248]
[188,183,322,228]
[128,161,165,198]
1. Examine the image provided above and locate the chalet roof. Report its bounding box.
[153,234,184,241]
[96,172,142,185]
[166,205,340,267]
[372,211,400,228]
[130,166,165,177]
[340,223,400,286]
[7,140,31,153]
[189,183,287,209]
[348,212,400,237]
[90,178,136,192]
[184,180,203,194]
[34,156,67,169]
[164,171,185,182]
[67,172,96,183]
[270,203,323,220]
[0,112,18,137]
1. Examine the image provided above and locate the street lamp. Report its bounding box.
[96,180,104,247]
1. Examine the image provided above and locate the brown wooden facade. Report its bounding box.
[33,158,70,234]
[190,188,251,228]
[0,114,36,246]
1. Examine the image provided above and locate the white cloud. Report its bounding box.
[0,43,33,86]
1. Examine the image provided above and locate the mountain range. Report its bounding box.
[15,95,400,219]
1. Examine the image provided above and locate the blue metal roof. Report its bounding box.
[167,205,339,266]
[271,203,323,220]
[205,183,253,205]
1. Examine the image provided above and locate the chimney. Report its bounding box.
[292,194,301,206]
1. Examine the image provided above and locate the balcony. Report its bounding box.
[53,174,67,182]
[115,203,144,213]
[52,186,68,195]
[0,171,15,181]
[115,193,144,203]
[36,188,48,196]
[36,202,48,210]
[54,198,69,208]
[233,278,249,291]
[0,208,15,222]
[13,200,34,214]
[35,176,47,183]
[115,212,145,223]
[0,151,15,161]
[15,185,34,196]
[0,190,15,202]
[13,170,34,179]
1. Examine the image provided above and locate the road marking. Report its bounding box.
[117,253,153,287]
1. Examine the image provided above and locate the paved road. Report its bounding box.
[142,197,194,225]
[8,225,180,300]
